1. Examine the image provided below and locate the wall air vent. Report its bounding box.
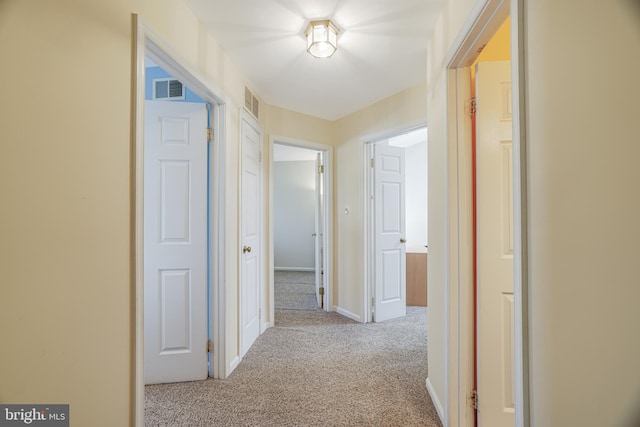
[153,78,185,100]
[244,86,259,121]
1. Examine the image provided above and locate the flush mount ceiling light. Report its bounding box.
[305,20,339,59]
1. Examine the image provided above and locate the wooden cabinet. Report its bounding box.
[406,251,428,306]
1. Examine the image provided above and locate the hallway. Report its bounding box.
[144,307,440,426]
[274,271,319,311]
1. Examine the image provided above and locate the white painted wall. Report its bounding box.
[273,160,316,270]
[405,140,428,249]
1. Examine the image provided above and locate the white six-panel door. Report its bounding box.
[374,141,407,322]
[144,101,208,384]
[240,117,262,356]
[476,60,515,427]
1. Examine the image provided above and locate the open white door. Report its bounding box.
[475,60,515,427]
[314,152,324,308]
[144,101,208,384]
[373,141,407,322]
[240,117,262,356]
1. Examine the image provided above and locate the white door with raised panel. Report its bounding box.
[144,101,208,384]
[475,60,515,427]
[240,117,262,356]
[374,141,407,322]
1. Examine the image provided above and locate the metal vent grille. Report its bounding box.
[244,86,259,120]
[153,78,185,100]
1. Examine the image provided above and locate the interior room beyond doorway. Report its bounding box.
[273,143,324,311]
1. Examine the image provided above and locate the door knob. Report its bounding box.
[243,246,252,253]
[400,238,407,243]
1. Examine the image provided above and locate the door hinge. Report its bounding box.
[370,158,375,168]
[207,339,213,353]
[470,389,478,410]
[206,127,213,142]
[318,165,324,174]
[468,97,477,117]
[319,286,325,295]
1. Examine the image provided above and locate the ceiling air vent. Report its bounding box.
[244,86,259,120]
[153,78,185,100]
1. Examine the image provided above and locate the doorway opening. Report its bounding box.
[442,0,529,425]
[269,136,333,320]
[363,126,428,324]
[133,15,228,425]
[142,56,211,385]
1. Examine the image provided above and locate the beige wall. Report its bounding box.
[0,0,256,425]
[263,104,333,312]
[426,0,640,425]
[525,0,640,425]
[332,82,428,318]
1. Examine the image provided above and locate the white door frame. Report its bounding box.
[362,124,427,323]
[133,14,229,426]
[442,0,529,426]
[268,135,334,319]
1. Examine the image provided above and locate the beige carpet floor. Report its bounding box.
[145,307,442,427]
[274,270,318,310]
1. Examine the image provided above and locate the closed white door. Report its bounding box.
[144,101,208,384]
[240,117,262,356]
[475,60,515,427]
[314,152,324,308]
[374,141,407,322]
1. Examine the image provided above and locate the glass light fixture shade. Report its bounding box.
[305,20,339,58]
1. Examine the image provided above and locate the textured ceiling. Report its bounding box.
[184,0,443,121]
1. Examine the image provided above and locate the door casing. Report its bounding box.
[133,14,229,426]
[362,125,426,324]
[437,0,530,426]
[268,135,334,319]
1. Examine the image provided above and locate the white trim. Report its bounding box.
[268,135,334,321]
[361,124,428,324]
[511,1,530,425]
[336,307,361,322]
[442,0,530,426]
[133,14,229,426]
[426,377,446,425]
[229,356,242,373]
[445,0,510,68]
[274,267,316,272]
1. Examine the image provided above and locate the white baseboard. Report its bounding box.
[228,356,241,377]
[336,306,362,323]
[261,320,270,333]
[426,377,445,425]
[274,267,315,272]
